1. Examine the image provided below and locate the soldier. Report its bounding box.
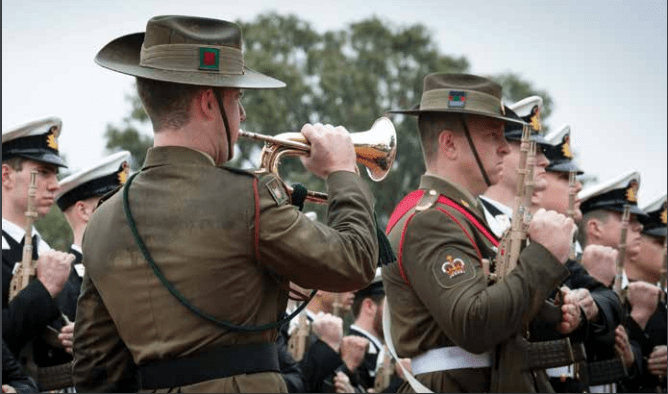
[621,194,667,392]
[2,118,74,367]
[578,171,648,392]
[19,151,133,391]
[480,95,551,237]
[347,268,407,392]
[72,15,378,392]
[536,125,625,392]
[55,150,131,320]
[382,73,576,392]
[299,290,369,393]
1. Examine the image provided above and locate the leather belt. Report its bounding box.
[35,361,74,391]
[587,357,626,386]
[525,338,587,369]
[411,346,492,375]
[138,342,279,389]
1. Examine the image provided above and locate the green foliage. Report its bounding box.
[35,205,72,252]
[102,12,555,226]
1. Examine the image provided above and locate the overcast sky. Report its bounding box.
[3,0,666,206]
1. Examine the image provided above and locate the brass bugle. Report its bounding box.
[239,117,397,204]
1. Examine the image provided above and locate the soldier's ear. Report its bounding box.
[2,163,15,188]
[438,130,457,159]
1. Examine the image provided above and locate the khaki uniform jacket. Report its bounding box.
[72,146,378,393]
[382,175,569,393]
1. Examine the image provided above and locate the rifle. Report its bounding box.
[373,344,394,393]
[287,311,310,362]
[8,171,39,301]
[567,171,579,260]
[612,205,631,298]
[496,124,534,278]
[660,238,667,303]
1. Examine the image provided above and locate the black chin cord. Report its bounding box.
[214,90,234,160]
[460,114,491,187]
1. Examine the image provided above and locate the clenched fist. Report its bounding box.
[628,281,661,330]
[527,208,577,264]
[312,312,343,352]
[300,123,358,179]
[36,250,75,297]
[340,335,369,371]
[581,245,618,287]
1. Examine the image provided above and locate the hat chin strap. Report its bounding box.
[213,89,234,161]
[460,114,491,188]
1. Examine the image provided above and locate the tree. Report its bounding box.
[101,12,555,230]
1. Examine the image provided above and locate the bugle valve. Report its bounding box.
[239,117,397,204]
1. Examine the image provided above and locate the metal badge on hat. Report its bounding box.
[561,134,573,159]
[626,180,639,203]
[117,161,130,184]
[46,128,59,150]
[661,202,667,225]
[529,105,541,132]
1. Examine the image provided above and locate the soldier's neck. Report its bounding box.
[625,262,660,284]
[483,184,515,209]
[1,206,29,230]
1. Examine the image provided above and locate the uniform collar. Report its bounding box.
[142,146,216,170]
[479,195,513,217]
[419,174,481,214]
[70,243,82,255]
[2,217,48,252]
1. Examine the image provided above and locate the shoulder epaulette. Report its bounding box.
[219,165,258,178]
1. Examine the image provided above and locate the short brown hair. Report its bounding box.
[417,112,466,164]
[351,293,384,319]
[136,77,206,131]
[2,156,26,171]
[578,209,613,246]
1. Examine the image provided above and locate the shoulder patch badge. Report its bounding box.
[432,248,476,289]
[266,177,289,206]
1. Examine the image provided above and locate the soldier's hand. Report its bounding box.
[333,371,355,393]
[648,345,667,377]
[527,209,576,264]
[628,281,661,330]
[564,287,599,322]
[36,250,75,297]
[312,312,343,352]
[580,245,618,287]
[340,335,369,371]
[300,123,358,179]
[58,322,74,353]
[614,325,635,369]
[2,384,17,393]
[558,287,583,334]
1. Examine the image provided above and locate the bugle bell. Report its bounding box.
[239,117,397,204]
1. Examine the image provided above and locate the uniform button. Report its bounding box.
[429,189,437,196]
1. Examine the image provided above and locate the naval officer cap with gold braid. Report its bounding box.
[543,125,584,175]
[639,194,667,238]
[579,171,647,217]
[504,95,549,146]
[56,151,132,211]
[2,117,67,168]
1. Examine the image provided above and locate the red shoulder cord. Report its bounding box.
[386,190,499,286]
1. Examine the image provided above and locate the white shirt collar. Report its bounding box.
[2,217,51,252]
[70,243,82,254]
[349,323,383,352]
[479,196,513,217]
[479,196,513,238]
